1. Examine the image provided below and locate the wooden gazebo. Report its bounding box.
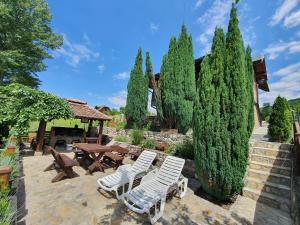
[35,99,111,152]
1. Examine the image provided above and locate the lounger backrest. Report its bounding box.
[155,156,185,186]
[131,150,157,172]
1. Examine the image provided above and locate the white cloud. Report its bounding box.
[284,9,300,27]
[195,0,205,9]
[108,90,127,107]
[114,72,130,80]
[263,40,300,60]
[150,23,159,34]
[56,34,100,67]
[269,0,299,26]
[196,0,231,53]
[260,62,300,104]
[97,64,105,73]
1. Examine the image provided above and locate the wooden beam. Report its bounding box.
[98,120,104,145]
[36,119,47,152]
[87,119,93,136]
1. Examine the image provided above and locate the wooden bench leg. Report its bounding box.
[51,171,67,183]
[44,162,55,172]
[65,167,77,178]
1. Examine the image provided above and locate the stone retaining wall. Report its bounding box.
[112,141,196,178]
[103,127,192,145]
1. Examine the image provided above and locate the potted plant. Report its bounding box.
[0,166,12,190]
[5,146,16,155]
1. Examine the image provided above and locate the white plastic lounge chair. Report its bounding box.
[122,156,188,224]
[97,150,157,199]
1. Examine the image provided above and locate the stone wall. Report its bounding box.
[103,127,192,145]
[112,141,196,178]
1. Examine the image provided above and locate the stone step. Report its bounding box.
[251,147,291,159]
[251,154,292,168]
[250,141,292,151]
[243,187,290,213]
[244,177,291,198]
[249,161,291,176]
[247,169,291,185]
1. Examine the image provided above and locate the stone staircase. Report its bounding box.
[243,141,293,214]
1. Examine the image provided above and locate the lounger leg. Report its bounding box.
[51,171,67,183]
[177,178,188,198]
[149,198,166,224]
[44,162,55,172]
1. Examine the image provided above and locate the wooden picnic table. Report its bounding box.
[73,143,112,174]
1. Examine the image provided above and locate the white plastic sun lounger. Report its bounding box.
[97,150,157,200]
[122,156,188,224]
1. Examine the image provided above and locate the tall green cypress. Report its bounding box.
[157,25,195,134]
[125,48,148,129]
[245,46,255,138]
[159,37,177,129]
[225,4,249,198]
[176,25,196,134]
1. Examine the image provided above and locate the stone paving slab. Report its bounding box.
[18,153,240,225]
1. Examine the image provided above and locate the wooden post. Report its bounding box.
[87,119,93,137]
[36,119,47,152]
[98,120,104,145]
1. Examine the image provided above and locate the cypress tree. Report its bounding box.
[157,25,196,134]
[225,4,249,198]
[125,48,148,128]
[268,96,292,143]
[159,37,177,129]
[176,25,196,134]
[245,46,255,138]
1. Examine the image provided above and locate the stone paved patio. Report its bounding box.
[17,151,292,225]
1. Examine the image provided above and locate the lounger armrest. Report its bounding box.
[116,164,132,172]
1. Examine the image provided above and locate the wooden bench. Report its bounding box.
[44,147,79,182]
[102,145,129,169]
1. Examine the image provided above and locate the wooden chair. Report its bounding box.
[102,145,129,169]
[44,147,79,183]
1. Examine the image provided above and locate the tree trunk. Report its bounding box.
[36,120,47,152]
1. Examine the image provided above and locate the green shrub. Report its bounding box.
[175,139,194,160]
[166,145,176,156]
[131,129,144,145]
[268,96,292,143]
[0,153,19,181]
[114,122,126,131]
[0,189,13,225]
[141,139,156,149]
[114,135,129,143]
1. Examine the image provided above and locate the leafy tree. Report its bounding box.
[125,48,148,128]
[245,46,255,137]
[0,0,63,88]
[0,83,73,136]
[268,96,292,143]
[156,25,196,134]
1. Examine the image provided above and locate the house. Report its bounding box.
[95,105,111,115]
[149,56,269,129]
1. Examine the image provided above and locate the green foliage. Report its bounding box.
[268,96,292,143]
[166,145,176,156]
[0,191,13,225]
[0,83,73,136]
[156,25,196,134]
[114,135,129,143]
[174,138,194,160]
[125,48,148,129]
[0,0,63,88]
[194,5,252,201]
[141,139,156,149]
[260,103,272,122]
[245,46,255,137]
[130,129,144,145]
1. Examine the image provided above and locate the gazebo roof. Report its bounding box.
[66,99,112,121]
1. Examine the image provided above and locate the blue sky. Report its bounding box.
[40,0,300,110]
